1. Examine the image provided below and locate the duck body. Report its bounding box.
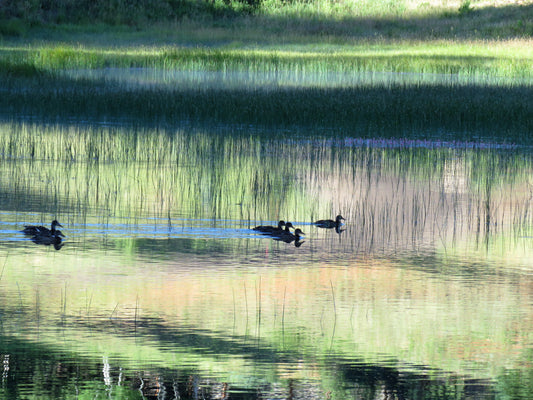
[32,233,63,245]
[23,220,65,250]
[32,232,64,250]
[274,228,305,243]
[269,222,294,237]
[36,229,65,238]
[253,220,285,233]
[23,220,63,236]
[314,215,345,229]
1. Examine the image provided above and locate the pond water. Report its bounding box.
[0,117,531,400]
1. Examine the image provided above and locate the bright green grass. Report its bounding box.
[1,40,532,78]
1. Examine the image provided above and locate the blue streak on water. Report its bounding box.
[0,220,288,242]
[0,217,320,243]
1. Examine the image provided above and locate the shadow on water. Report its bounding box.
[0,317,514,400]
[1,64,533,144]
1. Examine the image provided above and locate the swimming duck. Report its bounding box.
[32,232,64,250]
[313,215,345,229]
[269,222,294,236]
[253,220,285,233]
[294,238,305,247]
[274,228,305,243]
[23,220,63,236]
[32,232,62,245]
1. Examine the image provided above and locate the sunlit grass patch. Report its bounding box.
[1,39,531,76]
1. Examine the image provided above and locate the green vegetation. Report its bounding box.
[1,0,532,40]
[0,3,532,397]
[2,41,532,77]
[1,66,531,142]
[0,41,532,142]
[0,2,531,142]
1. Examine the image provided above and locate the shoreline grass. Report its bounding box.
[1,39,531,77]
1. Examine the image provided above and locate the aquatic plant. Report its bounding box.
[0,39,531,143]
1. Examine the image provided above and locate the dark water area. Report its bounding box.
[0,120,531,399]
[1,336,502,399]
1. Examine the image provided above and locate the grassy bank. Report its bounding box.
[2,40,532,77]
[1,0,532,41]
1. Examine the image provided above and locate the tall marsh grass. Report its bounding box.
[2,42,532,77]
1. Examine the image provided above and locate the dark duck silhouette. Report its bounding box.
[23,220,64,236]
[32,232,63,244]
[313,215,345,229]
[32,232,64,250]
[274,228,305,244]
[253,220,285,233]
[269,222,294,236]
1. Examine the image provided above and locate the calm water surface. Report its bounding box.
[0,119,531,399]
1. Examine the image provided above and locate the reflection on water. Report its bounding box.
[0,121,531,399]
